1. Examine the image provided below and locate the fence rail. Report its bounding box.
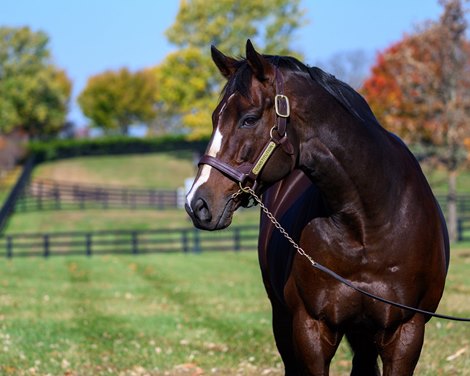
[15,179,182,211]
[457,217,470,242]
[435,194,470,216]
[14,181,470,214]
[6,175,470,247]
[0,225,259,258]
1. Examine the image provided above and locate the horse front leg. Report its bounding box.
[377,313,426,376]
[290,305,343,376]
[271,300,302,375]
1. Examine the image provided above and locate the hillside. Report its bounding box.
[4,153,260,234]
[32,152,197,189]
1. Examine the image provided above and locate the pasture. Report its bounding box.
[1,153,469,374]
[0,251,469,375]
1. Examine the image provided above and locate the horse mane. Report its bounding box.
[307,66,381,127]
[223,55,381,127]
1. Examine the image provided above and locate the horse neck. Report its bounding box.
[294,88,401,225]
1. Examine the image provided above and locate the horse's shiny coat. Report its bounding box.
[185,41,449,376]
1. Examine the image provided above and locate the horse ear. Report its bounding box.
[245,39,271,81]
[211,45,238,79]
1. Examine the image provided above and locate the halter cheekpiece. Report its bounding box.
[198,64,293,191]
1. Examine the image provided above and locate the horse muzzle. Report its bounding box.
[185,189,238,231]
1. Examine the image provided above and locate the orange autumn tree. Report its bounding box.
[362,0,470,242]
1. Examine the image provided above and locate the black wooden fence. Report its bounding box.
[435,194,470,216]
[0,157,35,233]
[16,179,182,211]
[0,225,259,258]
[4,165,470,244]
[435,195,470,241]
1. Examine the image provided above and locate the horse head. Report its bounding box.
[185,40,298,230]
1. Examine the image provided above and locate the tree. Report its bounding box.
[362,0,470,242]
[78,68,157,136]
[152,0,307,137]
[150,48,216,138]
[166,0,306,57]
[0,26,72,139]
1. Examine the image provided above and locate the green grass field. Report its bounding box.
[1,153,470,375]
[0,250,469,375]
[32,152,197,189]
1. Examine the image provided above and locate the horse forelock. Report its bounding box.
[221,55,306,99]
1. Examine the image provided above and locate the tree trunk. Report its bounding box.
[447,169,458,243]
[120,124,129,136]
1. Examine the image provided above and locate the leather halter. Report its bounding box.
[199,66,294,190]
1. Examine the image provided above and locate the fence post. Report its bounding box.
[131,192,136,209]
[86,233,92,256]
[37,181,43,210]
[103,190,109,209]
[193,228,201,253]
[6,236,13,258]
[43,234,50,258]
[54,182,61,210]
[157,192,162,210]
[148,189,156,208]
[124,189,128,206]
[182,230,189,253]
[76,185,85,210]
[132,231,139,254]
[457,217,463,242]
[234,227,241,252]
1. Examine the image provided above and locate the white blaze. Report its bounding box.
[186,94,235,210]
[186,128,224,210]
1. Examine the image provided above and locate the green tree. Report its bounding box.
[152,0,307,137]
[0,26,72,139]
[166,0,306,56]
[151,48,217,138]
[78,68,157,136]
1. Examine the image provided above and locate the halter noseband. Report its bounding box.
[198,65,294,191]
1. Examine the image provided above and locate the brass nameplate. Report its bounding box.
[252,141,277,176]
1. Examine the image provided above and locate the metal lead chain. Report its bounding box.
[232,187,317,267]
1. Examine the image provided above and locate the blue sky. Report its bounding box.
[0,1,451,127]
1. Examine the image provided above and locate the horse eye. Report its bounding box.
[240,116,259,128]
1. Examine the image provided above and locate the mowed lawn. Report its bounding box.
[0,250,469,376]
[32,152,197,189]
[1,154,470,374]
[0,252,281,376]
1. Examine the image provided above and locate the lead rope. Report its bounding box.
[232,186,470,322]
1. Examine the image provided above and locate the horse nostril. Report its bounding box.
[194,197,212,223]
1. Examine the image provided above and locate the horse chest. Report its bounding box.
[286,218,410,327]
[285,261,407,329]
[286,258,363,325]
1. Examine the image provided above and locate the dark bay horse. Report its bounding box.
[185,40,449,375]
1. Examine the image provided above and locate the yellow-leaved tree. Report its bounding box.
[151,0,307,138]
[78,68,157,136]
